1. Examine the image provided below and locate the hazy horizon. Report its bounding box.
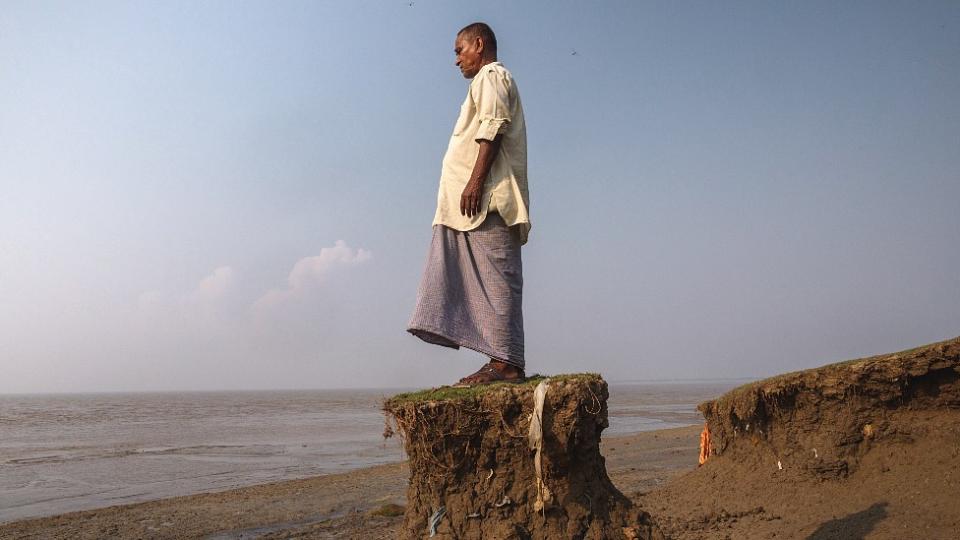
[2,1,958,394]
[0,375,762,395]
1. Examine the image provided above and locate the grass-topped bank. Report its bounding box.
[645,335,960,539]
[713,336,960,404]
[698,335,960,479]
[382,372,602,407]
[381,372,665,539]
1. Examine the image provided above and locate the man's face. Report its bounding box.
[454,33,483,79]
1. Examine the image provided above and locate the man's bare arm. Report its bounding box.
[460,134,503,218]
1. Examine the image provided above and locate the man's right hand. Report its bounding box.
[460,136,502,218]
[460,179,484,218]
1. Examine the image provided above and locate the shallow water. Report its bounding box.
[606,381,742,434]
[0,380,743,523]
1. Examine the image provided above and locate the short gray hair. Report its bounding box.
[458,22,497,54]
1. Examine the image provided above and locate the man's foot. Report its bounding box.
[453,359,526,388]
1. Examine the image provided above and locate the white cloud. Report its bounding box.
[189,266,236,304]
[136,266,238,324]
[253,241,372,310]
[135,240,371,322]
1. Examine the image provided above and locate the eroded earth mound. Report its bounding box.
[384,374,664,540]
[699,336,960,479]
[640,336,960,539]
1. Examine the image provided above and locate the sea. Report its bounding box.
[0,380,744,524]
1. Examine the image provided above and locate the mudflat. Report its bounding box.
[0,426,698,539]
[3,421,958,539]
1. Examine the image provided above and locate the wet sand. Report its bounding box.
[4,420,956,539]
[0,426,702,539]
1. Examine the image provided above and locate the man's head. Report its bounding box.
[455,22,497,79]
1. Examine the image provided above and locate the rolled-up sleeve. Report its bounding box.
[473,68,512,141]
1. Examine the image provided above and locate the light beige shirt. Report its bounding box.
[433,61,530,245]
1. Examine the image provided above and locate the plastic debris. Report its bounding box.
[466,511,482,519]
[428,506,446,537]
[486,469,494,481]
[813,448,819,459]
[698,422,712,466]
[528,379,554,512]
[494,495,512,508]
[777,460,783,471]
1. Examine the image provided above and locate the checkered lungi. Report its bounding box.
[407,212,525,369]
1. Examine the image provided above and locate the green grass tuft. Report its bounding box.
[710,335,960,404]
[383,372,602,407]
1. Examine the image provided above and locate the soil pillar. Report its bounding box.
[384,374,664,540]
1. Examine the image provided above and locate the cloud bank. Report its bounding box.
[253,240,373,311]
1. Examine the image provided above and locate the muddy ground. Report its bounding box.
[646,336,960,539]
[3,421,956,539]
[0,427,696,540]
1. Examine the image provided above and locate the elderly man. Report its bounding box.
[407,22,530,387]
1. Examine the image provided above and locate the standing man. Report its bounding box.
[407,22,530,387]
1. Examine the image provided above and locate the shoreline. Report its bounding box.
[0,426,703,539]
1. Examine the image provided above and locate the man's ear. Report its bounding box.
[474,35,485,56]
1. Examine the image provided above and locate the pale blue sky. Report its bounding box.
[1,1,958,393]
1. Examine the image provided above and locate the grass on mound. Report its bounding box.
[384,372,602,407]
[715,335,960,402]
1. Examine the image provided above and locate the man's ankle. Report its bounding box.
[490,359,524,377]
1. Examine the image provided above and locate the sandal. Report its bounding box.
[453,362,525,388]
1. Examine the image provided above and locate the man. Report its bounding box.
[407,22,530,387]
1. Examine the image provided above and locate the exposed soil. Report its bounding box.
[640,336,960,539]
[699,336,960,480]
[383,374,663,540]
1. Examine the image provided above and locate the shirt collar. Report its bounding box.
[479,61,501,74]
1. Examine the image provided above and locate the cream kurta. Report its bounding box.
[433,61,531,245]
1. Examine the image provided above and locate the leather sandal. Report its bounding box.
[453,362,525,388]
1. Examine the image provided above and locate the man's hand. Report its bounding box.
[460,135,503,218]
[460,179,484,217]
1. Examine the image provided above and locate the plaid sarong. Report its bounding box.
[407,212,525,368]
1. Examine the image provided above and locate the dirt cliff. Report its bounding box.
[641,336,960,539]
[384,374,664,540]
[698,336,960,479]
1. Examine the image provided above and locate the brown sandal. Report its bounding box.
[453,362,525,388]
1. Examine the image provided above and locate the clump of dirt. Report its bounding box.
[638,336,960,539]
[383,374,664,540]
[698,336,960,479]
